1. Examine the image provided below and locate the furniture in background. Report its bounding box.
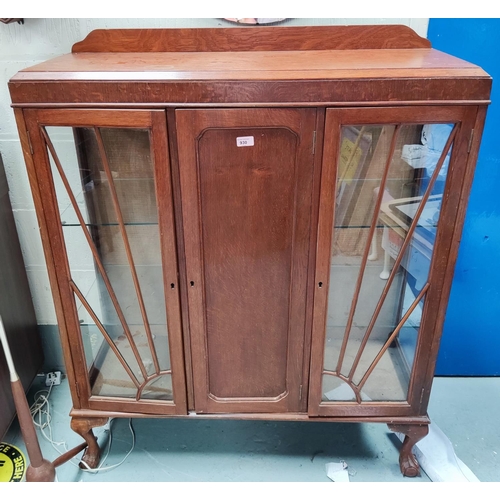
[9,25,490,476]
[0,154,44,439]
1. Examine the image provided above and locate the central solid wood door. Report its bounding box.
[176,108,317,413]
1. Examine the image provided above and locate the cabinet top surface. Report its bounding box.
[12,48,487,82]
[9,26,491,106]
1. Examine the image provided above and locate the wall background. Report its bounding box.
[2,18,429,371]
[428,19,500,376]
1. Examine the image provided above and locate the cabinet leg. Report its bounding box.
[387,423,429,477]
[70,417,109,470]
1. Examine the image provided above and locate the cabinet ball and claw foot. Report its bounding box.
[70,417,109,469]
[9,25,491,476]
[388,423,429,477]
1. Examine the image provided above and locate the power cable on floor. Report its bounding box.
[29,380,135,474]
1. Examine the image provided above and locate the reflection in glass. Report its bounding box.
[322,123,455,402]
[140,375,173,401]
[322,375,357,402]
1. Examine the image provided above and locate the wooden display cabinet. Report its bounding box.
[9,25,491,477]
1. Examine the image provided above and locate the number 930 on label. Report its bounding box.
[236,136,255,147]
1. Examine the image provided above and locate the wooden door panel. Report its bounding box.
[176,108,316,413]
[200,127,296,399]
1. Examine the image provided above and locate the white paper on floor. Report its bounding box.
[394,422,480,482]
[326,461,350,482]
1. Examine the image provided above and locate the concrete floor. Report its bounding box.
[3,377,499,482]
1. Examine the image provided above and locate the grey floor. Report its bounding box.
[3,377,499,482]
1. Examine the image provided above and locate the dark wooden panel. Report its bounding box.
[176,108,317,413]
[199,127,296,399]
[150,111,188,415]
[299,109,326,413]
[166,109,195,410]
[9,78,492,107]
[70,406,431,425]
[0,154,43,438]
[72,25,431,53]
[30,109,153,128]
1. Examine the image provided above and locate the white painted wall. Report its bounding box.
[0,18,429,325]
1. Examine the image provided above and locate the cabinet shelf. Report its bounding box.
[61,222,158,227]
[73,263,166,327]
[58,178,158,227]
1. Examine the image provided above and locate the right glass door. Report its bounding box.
[309,106,474,417]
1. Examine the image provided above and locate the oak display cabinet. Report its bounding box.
[9,25,491,477]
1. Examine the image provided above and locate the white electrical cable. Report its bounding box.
[30,381,67,455]
[3,313,135,476]
[29,380,136,475]
[79,419,136,473]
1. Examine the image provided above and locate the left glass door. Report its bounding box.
[25,109,187,414]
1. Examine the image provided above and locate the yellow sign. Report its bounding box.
[0,443,26,482]
[339,138,362,185]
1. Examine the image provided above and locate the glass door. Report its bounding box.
[309,106,475,417]
[25,109,187,414]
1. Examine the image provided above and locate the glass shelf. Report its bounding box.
[58,178,158,227]
[334,223,436,229]
[74,264,167,327]
[62,222,159,227]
